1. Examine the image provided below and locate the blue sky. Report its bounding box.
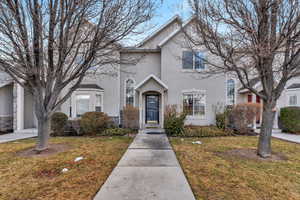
[125,0,191,46]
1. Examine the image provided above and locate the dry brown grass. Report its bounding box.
[171,136,300,200]
[0,136,132,200]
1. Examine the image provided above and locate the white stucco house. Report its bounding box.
[0,15,299,133]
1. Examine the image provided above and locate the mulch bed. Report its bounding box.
[17,143,71,158]
[217,148,288,162]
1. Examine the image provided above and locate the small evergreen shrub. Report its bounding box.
[280,107,300,134]
[216,112,227,130]
[183,126,233,137]
[50,112,68,136]
[80,112,110,135]
[164,105,186,136]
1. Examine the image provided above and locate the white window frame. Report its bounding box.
[182,89,206,119]
[75,94,91,117]
[124,78,135,107]
[288,94,298,106]
[95,93,104,112]
[226,78,236,105]
[182,50,206,72]
[71,89,104,118]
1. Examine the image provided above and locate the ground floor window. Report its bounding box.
[289,95,298,106]
[95,94,102,112]
[76,94,90,117]
[183,91,206,116]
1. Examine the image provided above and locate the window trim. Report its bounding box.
[182,50,206,71]
[124,78,135,107]
[75,94,91,117]
[71,89,104,118]
[182,89,206,119]
[288,94,298,106]
[226,78,236,105]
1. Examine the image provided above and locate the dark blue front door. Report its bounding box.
[146,95,159,123]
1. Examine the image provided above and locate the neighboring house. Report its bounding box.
[0,15,299,133]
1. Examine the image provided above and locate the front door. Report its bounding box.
[146,95,159,124]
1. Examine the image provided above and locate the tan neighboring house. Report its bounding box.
[0,15,299,133]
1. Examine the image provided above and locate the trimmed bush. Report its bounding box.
[183,126,233,137]
[164,105,186,135]
[100,128,134,136]
[122,105,139,130]
[80,112,110,135]
[280,107,300,134]
[50,112,68,136]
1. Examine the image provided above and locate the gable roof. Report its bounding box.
[287,83,300,89]
[136,15,181,48]
[158,15,196,47]
[135,74,168,91]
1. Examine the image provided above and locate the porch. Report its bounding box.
[134,75,168,129]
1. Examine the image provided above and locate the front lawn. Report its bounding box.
[0,136,132,200]
[171,136,300,200]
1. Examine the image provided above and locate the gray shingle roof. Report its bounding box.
[78,84,103,90]
[287,83,300,89]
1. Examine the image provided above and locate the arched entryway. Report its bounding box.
[134,74,168,129]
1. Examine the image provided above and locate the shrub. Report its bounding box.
[182,126,233,137]
[216,112,228,130]
[50,112,68,136]
[164,105,186,135]
[64,119,82,136]
[122,105,139,130]
[280,107,300,134]
[229,103,261,134]
[80,112,110,135]
[100,128,133,136]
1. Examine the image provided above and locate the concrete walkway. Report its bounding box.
[94,130,196,200]
[272,132,300,144]
[0,132,37,144]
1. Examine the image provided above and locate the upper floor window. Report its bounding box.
[227,79,235,105]
[125,79,135,106]
[289,95,298,106]
[182,51,205,70]
[183,91,206,116]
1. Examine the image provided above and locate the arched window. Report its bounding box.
[227,79,235,105]
[125,79,135,106]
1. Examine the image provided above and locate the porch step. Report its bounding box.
[140,128,165,134]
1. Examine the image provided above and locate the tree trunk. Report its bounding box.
[35,117,51,152]
[257,102,275,158]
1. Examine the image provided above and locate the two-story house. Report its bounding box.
[1,15,299,133]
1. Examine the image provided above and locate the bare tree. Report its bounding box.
[0,0,157,151]
[187,0,300,157]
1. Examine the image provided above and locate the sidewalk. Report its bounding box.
[272,132,300,144]
[94,130,196,200]
[0,132,37,144]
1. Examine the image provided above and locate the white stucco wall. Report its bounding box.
[120,52,161,108]
[160,32,227,126]
[0,84,13,116]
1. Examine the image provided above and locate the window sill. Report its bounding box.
[181,69,205,73]
[186,115,205,120]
